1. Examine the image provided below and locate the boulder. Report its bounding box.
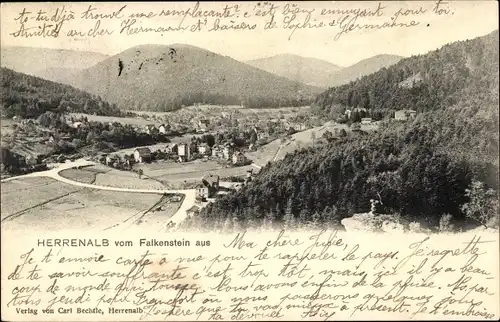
[381,220,405,233]
[341,213,379,232]
[341,212,409,233]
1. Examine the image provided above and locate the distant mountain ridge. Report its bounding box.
[245,54,343,88]
[2,45,403,106]
[246,53,404,88]
[0,46,109,82]
[36,67,82,86]
[328,54,404,87]
[66,44,323,111]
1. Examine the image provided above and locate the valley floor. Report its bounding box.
[1,159,196,234]
[1,118,382,233]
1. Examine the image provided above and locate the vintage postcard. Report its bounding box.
[1,1,499,321]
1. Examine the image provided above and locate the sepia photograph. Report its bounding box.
[0,1,499,321]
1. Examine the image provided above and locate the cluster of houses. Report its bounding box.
[101,153,133,168]
[195,169,254,201]
[141,119,210,135]
[344,108,417,123]
[64,117,200,137]
[164,142,248,165]
[99,147,152,167]
[210,144,248,165]
[125,113,310,149]
[394,109,417,121]
[100,141,249,168]
[143,124,170,135]
[1,148,41,172]
[0,146,65,174]
[187,172,238,217]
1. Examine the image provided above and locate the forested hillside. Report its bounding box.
[315,30,499,120]
[199,30,499,231]
[68,44,321,111]
[0,68,123,118]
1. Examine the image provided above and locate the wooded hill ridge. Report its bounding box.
[1,67,123,118]
[65,44,323,111]
[315,30,499,120]
[246,53,403,89]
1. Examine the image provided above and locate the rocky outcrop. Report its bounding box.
[341,212,407,233]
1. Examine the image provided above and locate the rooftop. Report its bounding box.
[135,147,152,154]
[186,205,200,213]
[203,174,220,186]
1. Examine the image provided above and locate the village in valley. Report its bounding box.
[1,0,496,234]
[1,2,500,321]
[1,100,416,227]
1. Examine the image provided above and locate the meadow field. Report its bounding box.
[1,118,14,138]
[126,105,306,117]
[247,121,380,166]
[60,164,167,190]
[1,177,81,220]
[69,113,155,126]
[133,159,253,189]
[1,176,179,232]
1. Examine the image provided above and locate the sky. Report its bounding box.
[1,1,498,67]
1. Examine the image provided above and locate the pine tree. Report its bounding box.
[299,208,310,225]
[232,215,243,232]
[246,216,257,231]
[283,212,296,230]
[311,211,321,229]
[222,216,233,233]
[283,198,296,230]
[263,210,275,231]
[321,205,331,223]
[323,205,340,227]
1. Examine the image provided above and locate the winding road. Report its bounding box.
[1,159,196,231]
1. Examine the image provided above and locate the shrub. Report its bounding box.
[439,213,455,232]
[461,180,499,228]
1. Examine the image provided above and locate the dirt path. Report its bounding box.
[251,163,262,170]
[273,142,284,162]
